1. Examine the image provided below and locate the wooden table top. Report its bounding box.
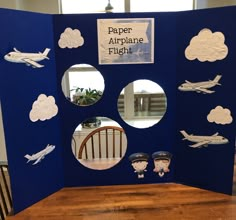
[6,183,236,220]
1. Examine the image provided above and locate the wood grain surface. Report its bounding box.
[6,181,236,220]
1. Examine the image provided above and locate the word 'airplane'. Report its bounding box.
[24,144,55,165]
[180,130,228,148]
[178,75,222,94]
[4,48,50,68]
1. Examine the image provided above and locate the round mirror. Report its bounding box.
[117,79,167,128]
[72,117,127,170]
[61,64,104,106]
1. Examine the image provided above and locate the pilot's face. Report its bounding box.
[154,159,170,171]
[132,161,148,171]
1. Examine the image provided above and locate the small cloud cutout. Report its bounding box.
[207,106,233,125]
[58,27,84,49]
[29,94,58,122]
[185,28,228,62]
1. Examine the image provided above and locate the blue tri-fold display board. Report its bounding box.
[0,6,236,213]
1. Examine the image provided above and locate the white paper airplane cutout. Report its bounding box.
[180,130,228,148]
[24,144,55,165]
[4,48,50,68]
[178,75,222,94]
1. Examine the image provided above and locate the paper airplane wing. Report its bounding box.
[22,58,44,68]
[195,87,214,94]
[33,156,43,165]
[189,140,210,148]
[185,80,193,84]
[13,48,21,53]
[212,132,219,136]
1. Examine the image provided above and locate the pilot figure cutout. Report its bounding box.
[129,153,149,178]
[152,151,172,177]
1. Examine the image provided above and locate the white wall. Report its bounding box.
[0,102,7,162]
[0,0,17,9]
[0,0,60,13]
[16,0,61,14]
[195,0,236,9]
[207,0,236,8]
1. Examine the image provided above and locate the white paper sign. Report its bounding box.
[97,18,154,64]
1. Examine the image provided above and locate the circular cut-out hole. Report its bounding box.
[117,79,167,128]
[61,64,104,106]
[72,117,127,170]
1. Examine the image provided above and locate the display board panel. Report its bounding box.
[0,8,64,213]
[0,6,235,214]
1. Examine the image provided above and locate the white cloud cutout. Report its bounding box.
[185,28,228,62]
[207,106,233,125]
[58,27,84,49]
[29,94,58,122]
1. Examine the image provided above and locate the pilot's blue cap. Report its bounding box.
[152,151,172,160]
[129,152,149,162]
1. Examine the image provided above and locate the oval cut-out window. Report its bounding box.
[71,117,127,170]
[61,64,104,106]
[117,79,167,128]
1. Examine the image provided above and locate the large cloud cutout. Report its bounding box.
[185,28,228,62]
[58,27,84,49]
[29,94,58,122]
[207,106,233,125]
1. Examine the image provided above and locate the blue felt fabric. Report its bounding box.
[0,8,64,213]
